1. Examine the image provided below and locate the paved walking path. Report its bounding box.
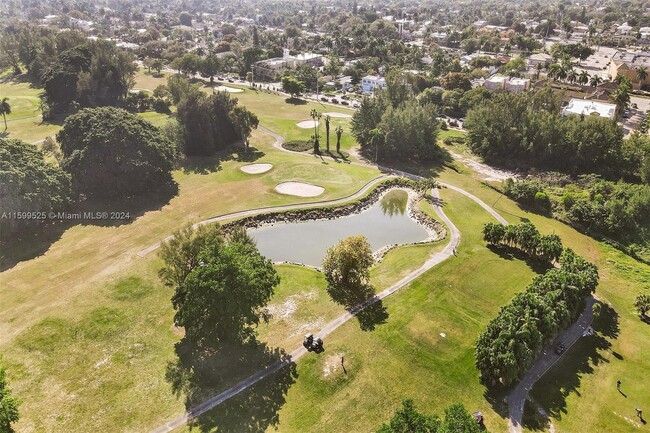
[148,126,509,433]
[507,296,596,433]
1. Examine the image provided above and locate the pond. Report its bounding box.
[248,189,431,267]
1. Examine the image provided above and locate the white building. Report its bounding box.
[483,75,530,93]
[527,53,552,68]
[562,99,617,119]
[361,75,387,94]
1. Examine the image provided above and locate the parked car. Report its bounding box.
[331,99,339,104]
[352,101,360,108]
[321,97,328,102]
[554,342,566,355]
[341,100,349,106]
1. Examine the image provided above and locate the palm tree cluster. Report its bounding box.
[475,248,599,386]
[483,221,564,265]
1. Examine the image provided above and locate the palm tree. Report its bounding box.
[0,97,10,131]
[547,63,561,81]
[335,125,343,153]
[310,109,321,154]
[324,115,331,152]
[534,63,543,80]
[612,83,632,115]
[578,70,590,86]
[567,68,577,84]
[590,74,603,87]
[637,66,648,83]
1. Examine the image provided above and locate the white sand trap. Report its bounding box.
[240,163,273,174]
[275,181,324,197]
[296,120,319,128]
[323,112,352,118]
[214,85,244,93]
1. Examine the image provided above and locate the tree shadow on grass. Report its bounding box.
[373,146,457,180]
[0,183,178,271]
[486,245,553,275]
[327,284,390,332]
[165,337,298,433]
[180,146,266,174]
[525,303,620,426]
[285,97,307,105]
[355,298,389,331]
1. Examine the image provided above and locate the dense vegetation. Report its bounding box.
[377,399,482,433]
[0,366,20,433]
[502,176,650,259]
[464,87,637,178]
[41,40,136,116]
[57,107,175,198]
[158,224,280,347]
[174,84,258,155]
[351,71,441,162]
[0,138,71,235]
[475,245,599,386]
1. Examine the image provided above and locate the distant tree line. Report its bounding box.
[475,246,599,386]
[463,87,648,180]
[502,177,650,259]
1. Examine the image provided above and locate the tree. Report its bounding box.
[281,76,304,98]
[335,125,343,153]
[179,12,192,27]
[159,223,280,346]
[440,72,472,91]
[176,88,241,155]
[310,108,322,154]
[151,59,164,76]
[634,294,650,317]
[590,74,602,87]
[0,98,10,131]
[322,236,375,307]
[438,403,481,433]
[200,56,220,83]
[230,106,259,150]
[612,81,632,114]
[636,66,648,83]
[324,115,331,152]
[0,367,20,433]
[0,138,71,235]
[377,399,440,433]
[57,107,175,198]
[578,70,590,86]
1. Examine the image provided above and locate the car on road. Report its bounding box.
[554,342,566,355]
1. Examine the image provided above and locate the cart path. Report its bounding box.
[150,185,468,433]
[507,296,596,433]
[148,125,513,432]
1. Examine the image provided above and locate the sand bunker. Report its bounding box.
[240,163,273,174]
[275,181,324,197]
[296,120,319,128]
[323,112,352,118]
[214,85,244,93]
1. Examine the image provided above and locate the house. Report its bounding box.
[483,75,530,93]
[561,98,616,119]
[361,75,387,94]
[608,51,650,89]
[253,50,323,80]
[528,53,552,68]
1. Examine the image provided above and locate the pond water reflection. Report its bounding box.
[248,189,429,267]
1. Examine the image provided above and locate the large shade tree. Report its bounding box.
[56,107,175,198]
[159,224,280,346]
[322,235,375,307]
[0,138,71,235]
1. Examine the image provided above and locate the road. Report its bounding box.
[148,126,507,433]
[507,296,597,433]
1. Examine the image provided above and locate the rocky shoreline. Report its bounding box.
[222,178,447,265]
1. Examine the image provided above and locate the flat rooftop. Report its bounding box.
[562,98,617,119]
